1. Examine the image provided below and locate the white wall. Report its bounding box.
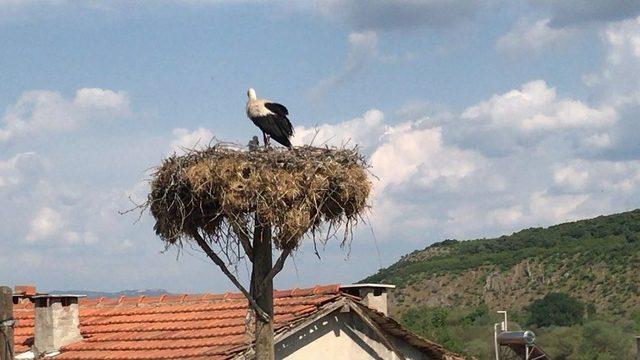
[275,312,430,360]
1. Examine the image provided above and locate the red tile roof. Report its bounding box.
[13,285,341,360]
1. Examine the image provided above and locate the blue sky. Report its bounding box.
[1,0,640,294]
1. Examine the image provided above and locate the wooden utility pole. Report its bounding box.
[251,218,274,360]
[0,286,14,360]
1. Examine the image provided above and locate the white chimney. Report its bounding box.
[340,284,395,316]
[32,294,84,355]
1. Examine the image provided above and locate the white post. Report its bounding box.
[497,310,508,331]
[494,323,500,360]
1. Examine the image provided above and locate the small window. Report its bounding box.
[373,289,383,296]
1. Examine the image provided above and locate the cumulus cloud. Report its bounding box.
[63,231,98,245]
[462,80,616,131]
[370,123,481,193]
[577,16,640,160]
[74,88,129,109]
[551,160,640,194]
[596,17,640,104]
[292,109,385,149]
[497,18,575,54]
[169,127,214,153]
[553,165,589,191]
[309,31,378,100]
[582,133,612,149]
[300,59,640,241]
[298,18,640,242]
[24,204,100,245]
[0,88,129,142]
[0,152,44,188]
[0,88,232,292]
[487,206,524,227]
[529,191,590,223]
[26,207,65,242]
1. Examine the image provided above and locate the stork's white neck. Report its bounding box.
[247,88,257,101]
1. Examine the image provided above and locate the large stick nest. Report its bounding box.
[147,144,371,251]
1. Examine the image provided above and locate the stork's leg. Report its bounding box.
[263,132,270,148]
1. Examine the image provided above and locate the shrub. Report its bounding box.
[527,293,584,327]
[577,320,633,359]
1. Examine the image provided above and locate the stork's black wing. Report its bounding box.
[251,102,293,148]
[251,114,294,148]
[265,102,289,116]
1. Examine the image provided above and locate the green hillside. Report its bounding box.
[364,209,640,358]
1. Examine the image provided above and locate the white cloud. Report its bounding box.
[300,60,640,240]
[345,31,379,68]
[0,152,43,188]
[497,18,575,54]
[487,206,524,227]
[26,207,65,242]
[74,88,129,110]
[170,127,214,153]
[598,16,640,105]
[292,108,385,149]
[529,191,589,224]
[461,80,616,131]
[553,165,589,190]
[552,160,640,193]
[63,231,98,245]
[582,133,612,149]
[370,123,481,193]
[576,16,640,160]
[0,88,129,142]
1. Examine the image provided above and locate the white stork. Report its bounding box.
[246,88,293,148]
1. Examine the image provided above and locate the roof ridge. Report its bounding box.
[73,284,341,307]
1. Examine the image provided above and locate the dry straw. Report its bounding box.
[147,143,371,252]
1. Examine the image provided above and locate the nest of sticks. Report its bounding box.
[147,144,371,252]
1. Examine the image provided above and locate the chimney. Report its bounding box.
[32,294,84,355]
[340,284,395,316]
[14,285,37,298]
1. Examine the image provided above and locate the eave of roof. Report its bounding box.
[354,302,467,360]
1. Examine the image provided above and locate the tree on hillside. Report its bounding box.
[143,145,371,359]
[527,292,585,327]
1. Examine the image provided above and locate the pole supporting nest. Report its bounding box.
[191,231,270,322]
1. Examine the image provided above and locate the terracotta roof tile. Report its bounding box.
[12,284,341,360]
